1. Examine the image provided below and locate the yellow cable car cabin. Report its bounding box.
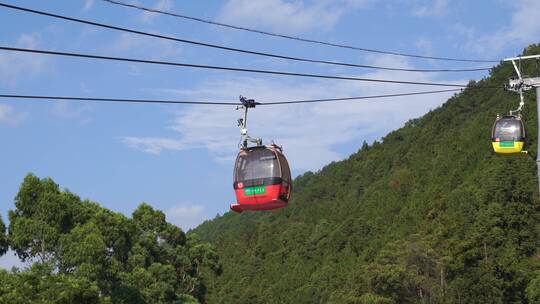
[491,115,525,154]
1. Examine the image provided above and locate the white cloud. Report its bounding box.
[122,55,464,172]
[0,250,25,270]
[413,0,449,17]
[49,101,93,124]
[0,104,27,126]
[415,38,433,56]
[83,0,94,12]
[218,0,373,34]
[122,137,187,154]
[165,204,206,231]
[458,0,540,55]
[108,33,183,60]
[140,0,174,22]
[0,34,48,86]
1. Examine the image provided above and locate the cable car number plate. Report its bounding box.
[244,185,266,196]
[500,141,515,147]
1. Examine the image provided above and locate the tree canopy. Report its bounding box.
[1,174,219,304]
[0,215,7,256]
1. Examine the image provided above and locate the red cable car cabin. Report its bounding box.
[230,145,292,213]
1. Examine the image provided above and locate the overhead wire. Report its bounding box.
[0,94,239,105]
[102,0,499,64]
[260,89,464,105]
[0,2,493,73]
[0,46,502,88]
[0,89,469,106]
[0,3,502,107]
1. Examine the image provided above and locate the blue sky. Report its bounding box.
[1,0,539,267]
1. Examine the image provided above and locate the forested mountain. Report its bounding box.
[194,44,540,303]
[0,174,220,303]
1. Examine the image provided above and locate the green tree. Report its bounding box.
[0,214,7,256]
[8,174,78,262]
[59,222,107,280]
[3,174,220,303]
[0,263,101,304]
[526,271,540,303]
[357,293,394,304]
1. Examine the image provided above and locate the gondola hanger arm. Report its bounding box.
[237,95,262,148]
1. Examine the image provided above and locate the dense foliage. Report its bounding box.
[0,215,7,256]
[0,174,220,304]
[195,44,540,303]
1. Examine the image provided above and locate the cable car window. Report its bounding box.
[235,149,280,181]
[277,153,291,183]
[493,119,524,141]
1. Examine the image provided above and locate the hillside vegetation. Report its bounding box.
[194,44,540,304]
